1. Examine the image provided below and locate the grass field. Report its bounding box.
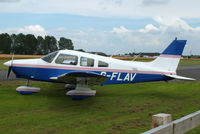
[179,59,200,66]
[0,55,200,133]
[0,80,200,134]
[0,54,42,60]
[0,60,9,70]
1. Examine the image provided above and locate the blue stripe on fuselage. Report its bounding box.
[12,66,171,85]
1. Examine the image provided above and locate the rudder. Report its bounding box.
[161,40,187,56]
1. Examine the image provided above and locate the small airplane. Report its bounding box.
[4,38,195,99]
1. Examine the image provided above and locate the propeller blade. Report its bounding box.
[6,66,12,79]
[6,52,15,80]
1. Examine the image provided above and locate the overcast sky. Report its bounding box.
[0,0,200,55]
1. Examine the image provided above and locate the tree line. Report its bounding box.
[126,52,160,57]
[0,33,74,55]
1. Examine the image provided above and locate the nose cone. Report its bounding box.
[3,60,12,67]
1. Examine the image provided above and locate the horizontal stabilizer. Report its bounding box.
[165,74,196,81]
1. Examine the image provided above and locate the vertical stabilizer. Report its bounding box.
[150,39,187,72]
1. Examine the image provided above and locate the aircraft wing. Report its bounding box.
[50,71,108,85]
[165,74,196,81]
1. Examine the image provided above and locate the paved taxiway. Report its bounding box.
[177,65,200,80]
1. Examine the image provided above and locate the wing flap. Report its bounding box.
[165,74,196,81]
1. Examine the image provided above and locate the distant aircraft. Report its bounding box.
[4,38,195,99]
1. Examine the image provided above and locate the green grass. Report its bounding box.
[0,80,200,134]
[186,127,200,134]
[0,60,8,70]
[179,59,200,66]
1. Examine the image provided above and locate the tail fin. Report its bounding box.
[150,39,187,72]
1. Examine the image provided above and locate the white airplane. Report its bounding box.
[4,38,195,99]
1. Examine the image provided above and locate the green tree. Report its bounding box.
[0,33,12,54]
[12,33,26,54]
[76,49,85,52]
[0,33,75,55]
[37,36,45,55]
[43,36,58,54]
[24,34,38,54]
[95,52,107,56]
[10,34,17,53]
[58,37,74,50]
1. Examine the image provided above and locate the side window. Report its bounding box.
[41,51,58,63]
[55,54,78,65]
[80,57,94,67]
[98,61,109,67]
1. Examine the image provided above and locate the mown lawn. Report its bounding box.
[0,80,200,134]
[186,126,200,134]
[179,59,200,66]
[0,60,8,70]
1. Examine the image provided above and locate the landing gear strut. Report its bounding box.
[26,79,30,86]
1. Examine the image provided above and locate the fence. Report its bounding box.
[142,110,200,134]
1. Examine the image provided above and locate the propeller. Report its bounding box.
[6,53,14,80]
[6,66,12,79]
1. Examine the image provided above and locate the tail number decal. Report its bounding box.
[101,72,136,81]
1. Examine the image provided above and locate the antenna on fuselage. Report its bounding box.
[110,50,120,58]
[132,52,141,61]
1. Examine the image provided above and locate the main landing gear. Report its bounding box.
[66,78,96,100]
[15,78,96,100]
[16,80,40,95]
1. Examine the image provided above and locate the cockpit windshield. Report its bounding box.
[41,51,58,63]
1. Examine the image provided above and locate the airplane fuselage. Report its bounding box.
[9,49,174,85]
